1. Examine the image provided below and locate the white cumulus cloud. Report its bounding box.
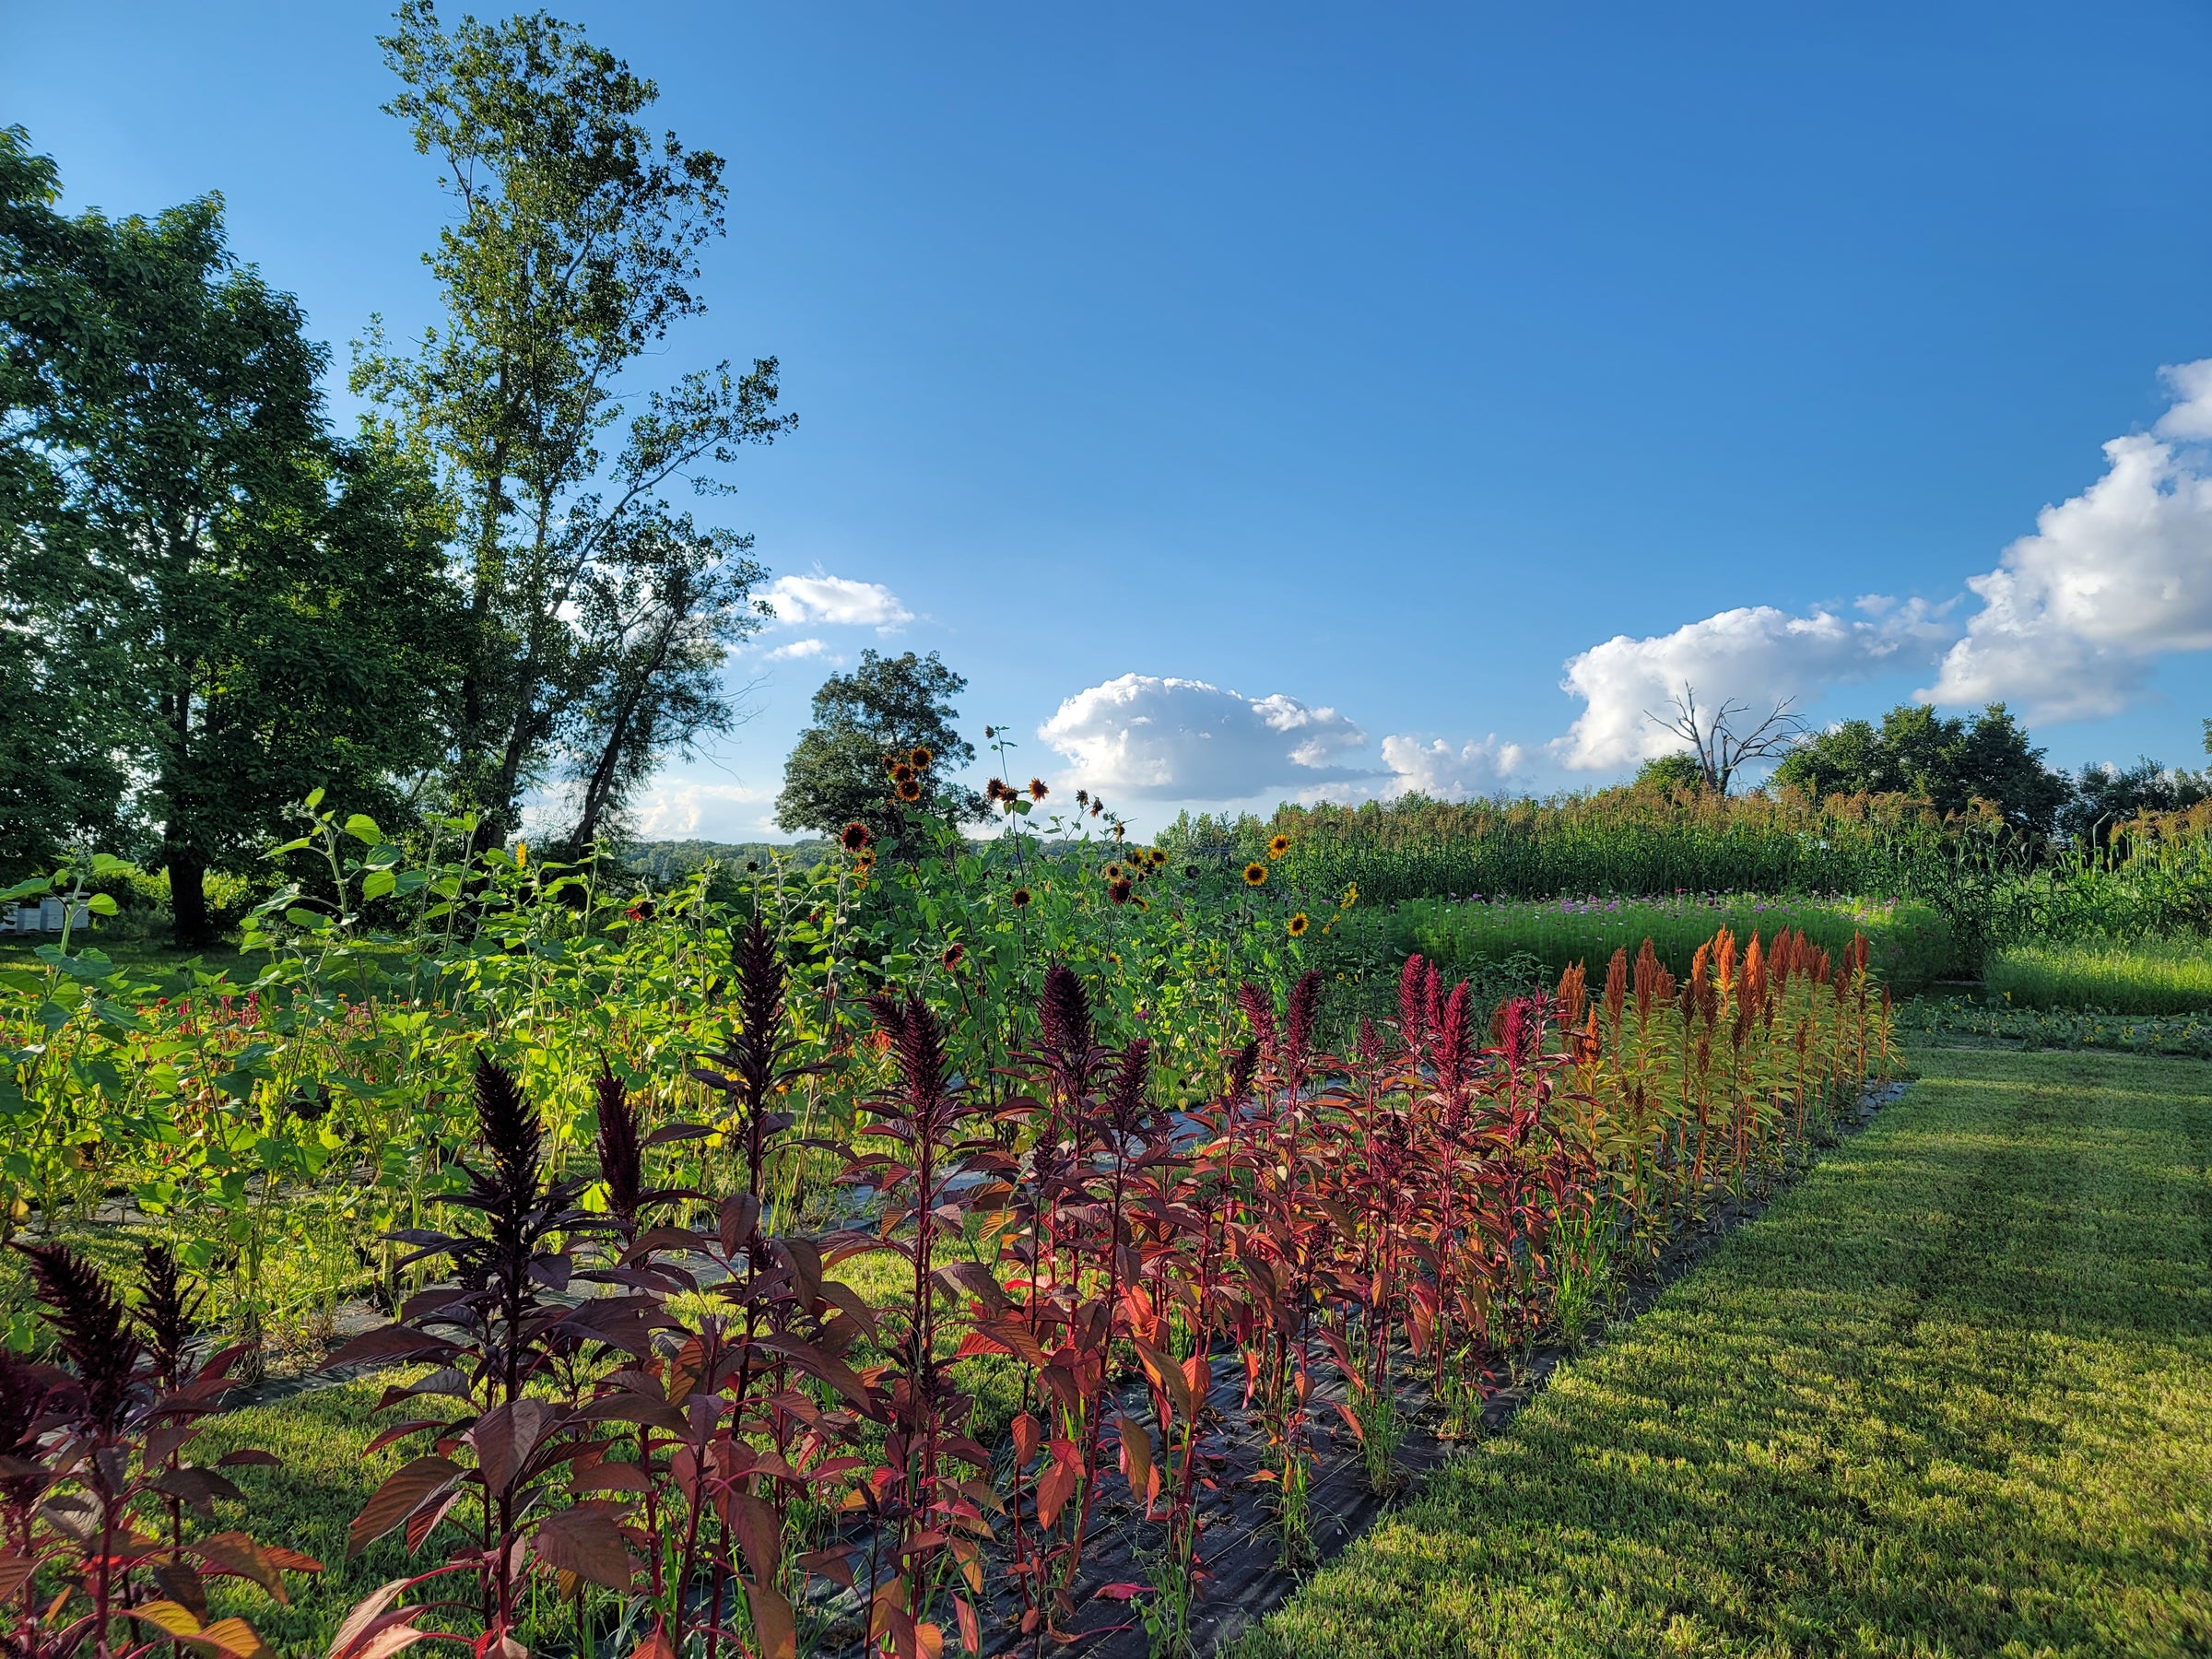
[1379,734,1526,799]
[1556,603,1947,771]
[765,637,833,662]
[1924,359,2212,719]
[1040,674,1371,799]
[762,572,912,631]
[629,781,768,840]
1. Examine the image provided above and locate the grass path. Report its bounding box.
[1236,1048,2212,1658]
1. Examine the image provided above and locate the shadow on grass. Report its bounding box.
[1235,1048,2212,1659]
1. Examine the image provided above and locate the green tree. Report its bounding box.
[0,127,460,941]
[0,129,136,878]
[1774,701,2071,835]
[555,510,767,854]
[777,651,982,844]
[1631,753,1708,794]
[2056,756,2211,846]
[359,1,791,843]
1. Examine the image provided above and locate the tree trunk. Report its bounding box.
[167,844,212,948]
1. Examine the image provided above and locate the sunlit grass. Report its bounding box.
[1235,1047,2212,1658]
[1985,936,2212,1014]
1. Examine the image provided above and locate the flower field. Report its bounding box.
[0,796,1894,1659]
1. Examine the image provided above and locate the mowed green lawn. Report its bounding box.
[1237,1048,2212,1658]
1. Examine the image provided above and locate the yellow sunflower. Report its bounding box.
[1242,862,1268,887]
[1267,834,1291,858]
[1287,912,1309,937]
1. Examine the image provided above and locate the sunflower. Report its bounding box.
[1028,777,1049,801]
[1287,912,1310,937]
[1184,863,1201,879]
[941,943,965,970]
[896,778,924,803]
[1108,878,1133,906]
[1242,862,1268,887]
[841,821,874,852]
[1267,834,1291,858]
[1012,887,1033,908]
[1134,896,1150,912]
[890,761,916,785]
[1102,862,1124,881]
[856,848,877,870]
[1149,847,1169,867]
[985,778,1012,804]
[910,746,933,769]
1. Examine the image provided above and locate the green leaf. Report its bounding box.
[86,893,118,916]
[0,877,49,902]
[344,813,383,846]
[304,786,325,811]
[360,869,397,901]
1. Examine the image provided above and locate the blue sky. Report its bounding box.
[11,1,2212,839]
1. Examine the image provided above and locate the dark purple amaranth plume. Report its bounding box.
[138,1241,201,1393]
[594,1068,647,1230]
[324,1056,661,1648]
[9,1242,310,1654]
[18,1240,141,1436]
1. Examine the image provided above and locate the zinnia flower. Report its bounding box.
[841,821,874,852]
[1243,863,1267,887]
[1288,912,1309,937]
[1267,834,1291,858]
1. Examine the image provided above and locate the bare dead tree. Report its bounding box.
[1645,684,1807,794]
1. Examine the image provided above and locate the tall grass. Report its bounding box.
[1378,894,1953,994]
[1236,787,1964,909]
[1983,937,2212,1013]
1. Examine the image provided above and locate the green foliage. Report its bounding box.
[776,649,985,842]
[1,125,462,940]
[1891,993,2212,1057]
[1630,753,1705,793]
[1772,700,2072,835]
[361,1,790,845]
[1981,937,2212,1014]
[1236,1048,2212,1658]
[1382,892,1955,992]
[1257,788,1962,910]
[2057,754,2212,846]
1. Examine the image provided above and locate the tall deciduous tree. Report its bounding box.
[359,1,791,844]
[777,651,982,845]
[0,126,460,940]
[1773,701,2072,835]
[0,129,135,879]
